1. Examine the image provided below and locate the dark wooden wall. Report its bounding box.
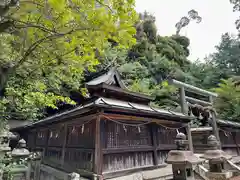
[219,129,240,156]
[27,116,96,172]
[26,114,186,177]
[100,118,184,174]
[192,128,240,155]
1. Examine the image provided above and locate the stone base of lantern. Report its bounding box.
[206,171,233,180]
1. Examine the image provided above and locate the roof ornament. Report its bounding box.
[175,132,188,150]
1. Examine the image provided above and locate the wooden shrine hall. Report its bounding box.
[11,68,194,180]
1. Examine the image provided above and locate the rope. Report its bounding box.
[156,122,188,130]
[219,128,240,133]
[102,114,188,130]
[71,118,94,127]
[102,115,152,127]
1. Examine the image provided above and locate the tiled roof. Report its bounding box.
[217,119,240,128]
[11,97,193,131]
[86,67,126,89]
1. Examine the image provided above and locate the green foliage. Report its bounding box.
[116,12,191,109]
[2,3,240,125]
[182,33,240,122]
[152,81,179,108]
[116,10,240,122]
[213,79,240,121]
[183,60,227,90]
[230,0,240,31]
[210,33,240,76]
[0,0,138,122]
[107,11,240,122]
[204,32,240,121]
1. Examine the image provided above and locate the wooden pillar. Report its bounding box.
[151,124,159,166]
[208,95,221,148]
[44,129,50,157]
[211,110,221,149]
[180,87,188,114]
[209,95,213,104]
[186,124,193,151]
[94,114,103,176]
[233,132,240,155]
[61,124,68,166]
[179,87,193,152]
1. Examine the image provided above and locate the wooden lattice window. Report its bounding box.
[105,120,152,149]
[156,126,177,145]
[27,130,36,148]
[235,132,240,144]
[36,129,48,146]
[66,120,94,148]
[48,124,65,147]
[219,131,234,145]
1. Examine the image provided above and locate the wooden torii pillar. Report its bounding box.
[169,79,220,151]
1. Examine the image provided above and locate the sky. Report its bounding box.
[135,0,239,61]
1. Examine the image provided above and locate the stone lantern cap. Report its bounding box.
[11,139,30,158]
[201,135,232,161]
[166,150,202,165]
[0,126,17,152]
[166,132,203,165]
[0,126,17,140]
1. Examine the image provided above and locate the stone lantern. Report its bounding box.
[166,132,202,180]
[11,139,30,163]
[0,125,17,161]
[0,126,18,179]
[5,139,31,180]
[202,135,232,180]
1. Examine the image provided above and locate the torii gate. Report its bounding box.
[169,79,219,151]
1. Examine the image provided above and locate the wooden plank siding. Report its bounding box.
[220,129,240,156]
[191,127,240,155]
[26,112,185,178]
[99,113,181,174]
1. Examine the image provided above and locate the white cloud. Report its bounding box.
[135,0,239,61]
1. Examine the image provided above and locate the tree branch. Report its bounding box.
[0,15,103,91]
[8,17,57,34]
[20,0,44,7]
[27,47,77,78]
[95,0,113,13]
[0,26,95,91]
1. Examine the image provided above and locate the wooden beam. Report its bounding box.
[44,129,50,158]
[191,127,213,132]
[180,87,188,114]
[179,87,193,152]
[102,146,154,154]
[61,124,68,166]
[157,144,177,150]
[185,96,212,106]
[100,113,184,126]
[209,95,214,104]
[94,113,103,176]
[150,124,158,166]
[186,124,193,151]
[211,110,221,149]
[233,132,240,155]
[170,79,218,97]
[65,114,97,125]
